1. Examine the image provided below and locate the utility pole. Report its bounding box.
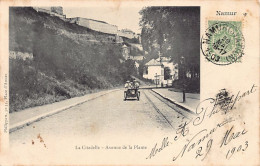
[155,73,158,88]
[181,56,186,103]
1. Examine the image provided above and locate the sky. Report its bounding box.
[63,7,144,34]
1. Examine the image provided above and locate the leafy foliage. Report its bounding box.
[138,60,145,77]
[164,67,171,80]
[139,7,200,79]
[9,7,134,112]
[120,59,136,81]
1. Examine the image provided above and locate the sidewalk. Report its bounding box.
[152,88,200,114]
[140,85,157,89]
[10,89,119,132]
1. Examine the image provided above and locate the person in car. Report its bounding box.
[125,81,130,89]
[133,80,140,89]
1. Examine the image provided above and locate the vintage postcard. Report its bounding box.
[0,0,259,165]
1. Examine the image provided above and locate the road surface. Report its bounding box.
[10,89,194,150]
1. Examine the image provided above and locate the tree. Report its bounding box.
[139,7,200,79]
[120,59,136,81]
[138,60,145,77]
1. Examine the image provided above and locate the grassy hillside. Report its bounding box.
[9,7,130,112]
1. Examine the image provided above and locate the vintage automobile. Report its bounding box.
[124,88,140,101]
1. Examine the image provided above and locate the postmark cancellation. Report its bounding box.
[201,20,245,65]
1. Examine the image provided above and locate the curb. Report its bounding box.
[9,89,120,132]
[151,89,196,114]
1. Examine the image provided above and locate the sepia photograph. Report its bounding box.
[9,6,199,136]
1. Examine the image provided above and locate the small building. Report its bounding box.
[33,7,52,14]
[115,34,123,43]
[143,56,178,86]
[128,55,145,61]
[51,7,63,15]
[122,44,145,61]
[143,59,164,85]
[33,7,66,19]
[118,29,135,39]
[156,57,178,81]
[136,33,141,43]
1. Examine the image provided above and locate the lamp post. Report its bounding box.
[155,73,158,88]
[180,56,186,102]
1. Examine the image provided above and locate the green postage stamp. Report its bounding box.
[201,21,245,65]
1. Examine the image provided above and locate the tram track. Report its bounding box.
[143,90,174,129]
[147,90,193,119]
[142,89,194,129]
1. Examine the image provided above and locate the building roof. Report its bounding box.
[70,17,109,25]
[145,59,162,66]
[121,28,134,33]
[128,55,145,61]
[156,57,171,62]
[88,18,108,24]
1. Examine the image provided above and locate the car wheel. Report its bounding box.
[124,92,127,101]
